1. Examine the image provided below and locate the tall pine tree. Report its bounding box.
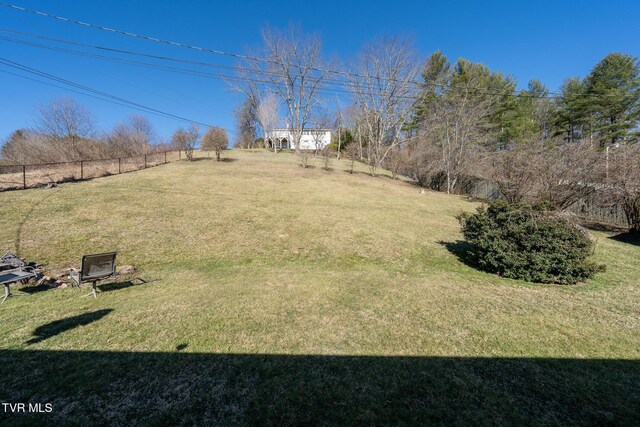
[583,53,640,147]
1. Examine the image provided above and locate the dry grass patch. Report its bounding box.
[0,150,638,424]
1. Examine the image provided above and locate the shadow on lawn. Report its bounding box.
[25,309,113,345]
[97,278,149,293]
[608,231,640,246]
[439,240,478,269]
[191,157,238,162]
[18,284,51,295]
[0,350,637,425]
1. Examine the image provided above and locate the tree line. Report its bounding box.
[2,25,638,231]
[1,97,161,163]
[231,26,640,232]
[1,96,229,164]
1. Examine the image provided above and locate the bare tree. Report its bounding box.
[104,115,155,157]
[104,124,138,157]
[171,125,200,161]
[345,141,359,174]
[603,143,640,232]
[485,141,543,204]
[333,105,345,160]
[234,97,258,150]
[534,142,602,210]
[34,96,95,160]
[310,112,331,154]
[384,146,408,179]
[348,36,421,174]
[297,150,312,168]
[202,127,229,161]
[320,145,332,170]
[259,25,327,153]
[257,92,280,153]
[421,80,492,194]
[341,105,362,159]
[0,129,38,164]
[402,136,442,190]
[127,115,155,150]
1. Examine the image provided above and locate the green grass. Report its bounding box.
[0,150,638,425]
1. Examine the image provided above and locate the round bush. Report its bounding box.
[458,202,605,284]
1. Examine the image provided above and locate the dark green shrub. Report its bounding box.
[458,202,605,284]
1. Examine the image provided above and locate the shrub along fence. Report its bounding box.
[437,175,629,229]
[0,150,183,191]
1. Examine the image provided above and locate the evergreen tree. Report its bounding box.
[413,52,519,147]
[527,80,556,140]
[554,77,587,143]
[583,53,640,147]
[410,51,450,129]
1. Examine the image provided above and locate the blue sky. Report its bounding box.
[1,0,639,142]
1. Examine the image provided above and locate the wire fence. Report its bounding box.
[0,150,183,191]
[1,151,631,228]
[451,176,630,229]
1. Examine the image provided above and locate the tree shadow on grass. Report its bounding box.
[192,157,238,163]
[581,220,627,233]
[347,170,416,186]
[608,231,640,246]
[0,350,637,425]
[25,309,113,345]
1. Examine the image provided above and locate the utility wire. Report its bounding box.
[0,28,387,93]
[0,3,314,70]
[0,68,154,111]
[0,30,546,103]
[0,32,422,102]
[0,65,236,135]
[0,2,561,100]
[0,57,219,128]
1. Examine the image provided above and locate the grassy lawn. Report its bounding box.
[0,150,638,425]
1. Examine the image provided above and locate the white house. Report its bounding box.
[266,128,331,150]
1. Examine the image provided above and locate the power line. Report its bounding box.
[0,65,236,136]
[0,28,287,81]
[0,2,560,100]
[0,29,545,105]
[0,34,264,82]
[6,2,625,105]
[0,31,420,102]
[0,57,222,129]
[0,28,377,93]
[0,68,152,110]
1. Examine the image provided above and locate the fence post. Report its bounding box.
[22,165,26,189]
[164,151,167,164]
[178,150,181,160]
[144,154,147,169]
[80,161,84,180]
[118,158,122,174]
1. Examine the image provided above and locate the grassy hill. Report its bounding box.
[0,150,638,425]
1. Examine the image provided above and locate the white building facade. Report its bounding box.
[266,128,331,150]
